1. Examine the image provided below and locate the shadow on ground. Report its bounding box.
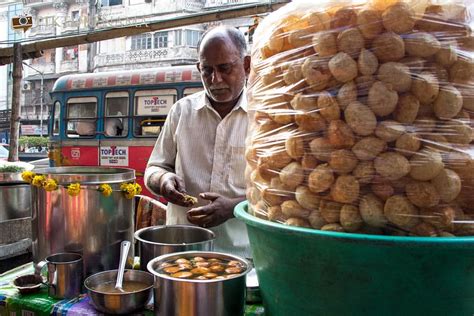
[0,252,32,274]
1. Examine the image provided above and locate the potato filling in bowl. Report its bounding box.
[158,256,245,280]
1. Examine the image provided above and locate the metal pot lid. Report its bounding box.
[33,167,135,185]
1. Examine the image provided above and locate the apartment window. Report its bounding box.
[71,11,80,21]
[154,32,168,48]
[174,30,182,46]
[185,30,202,47]
[8,3,23,43]
[63,46,78,60]
[101,0,122,6]
[131,34,152,50]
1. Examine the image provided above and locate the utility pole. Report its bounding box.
[23,62,45,137]
[87,0,97,72]
[9,43,21,162]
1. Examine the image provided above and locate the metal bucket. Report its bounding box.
[0,173,31,221]
[134,225,215,270]
[32,167,136,277]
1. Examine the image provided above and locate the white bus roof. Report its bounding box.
[52,65,201,92]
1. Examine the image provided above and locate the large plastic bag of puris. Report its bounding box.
[245,0,474,236]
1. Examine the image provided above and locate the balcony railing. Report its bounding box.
[62,20,82,34]
[24,62,56,76]
[23,0,52,6]
[59,59,79,73]
[204,0,245,7]
[182,0,205,11]
[29,25,56,37]
[95,47,198,68]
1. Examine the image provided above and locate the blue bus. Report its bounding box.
[49,65,203,195]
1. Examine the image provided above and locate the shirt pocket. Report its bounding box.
[228,146,246,188]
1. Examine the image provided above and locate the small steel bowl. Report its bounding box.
[13,274,43,295]
[84,269,154,315]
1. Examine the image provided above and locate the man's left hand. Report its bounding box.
[187,193,243,228]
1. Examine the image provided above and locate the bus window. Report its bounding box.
[105,91,129,137]
[66,97,97,138]
[134,89,176,137]
[183,87,203,97]
[52,101,61,136]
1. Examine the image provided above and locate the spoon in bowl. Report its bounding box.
[115,240,131,293]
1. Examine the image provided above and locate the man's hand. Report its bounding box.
[159,173,194,207]
[187,193,244,228]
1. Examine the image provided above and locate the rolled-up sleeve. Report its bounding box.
[144,103,180,193]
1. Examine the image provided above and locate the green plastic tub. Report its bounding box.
[235,201,474,316]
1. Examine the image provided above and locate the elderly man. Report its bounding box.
[144,26,251,257]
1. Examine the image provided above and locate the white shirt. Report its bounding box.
[144,91,250,258]
[105,118,123,136]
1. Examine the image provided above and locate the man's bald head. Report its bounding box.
[197,26,248,59]
[196,25,250,109]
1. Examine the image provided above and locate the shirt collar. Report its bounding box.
[193,88,247,113]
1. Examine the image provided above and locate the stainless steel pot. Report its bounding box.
[32,167,136,277]
[134,225,215,270]
[0,172,31,221]
[84,269,154,315]
[147,251,250,316]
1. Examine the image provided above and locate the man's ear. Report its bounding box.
[243,55,251,76]
[196,62,201,73]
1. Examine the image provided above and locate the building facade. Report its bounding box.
[0,1,24,140]
[1,0,257,138]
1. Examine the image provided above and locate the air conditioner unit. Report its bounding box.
[22,82,32,90]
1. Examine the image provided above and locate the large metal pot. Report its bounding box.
[0,172,32,260]
[134,225,215,271]
[0,172,31,221]
[147,251,250,316]
[32,167,136,277]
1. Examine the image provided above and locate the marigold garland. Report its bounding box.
[98,184,113,197]
[43,179,58,191]
[32,175,46,188]
[120,182,142,199]
[22,173,141,199]
[21,171,35,184]
[67,183,81,196]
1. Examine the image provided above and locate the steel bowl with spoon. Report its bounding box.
[84,241,154,314]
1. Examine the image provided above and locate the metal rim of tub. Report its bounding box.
[33,167,135,185]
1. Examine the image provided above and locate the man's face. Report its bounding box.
[197,37,250,105]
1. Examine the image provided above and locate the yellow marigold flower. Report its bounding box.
[67,183,81,196]
[120,182,136,199]
[43,179,58,191]
[98,184,113,197]
[32,175,46,187]
[21,171,36,184]
[119,182,128,191]
[134,183,142,195]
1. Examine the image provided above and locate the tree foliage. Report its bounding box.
[19,136,48,148]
